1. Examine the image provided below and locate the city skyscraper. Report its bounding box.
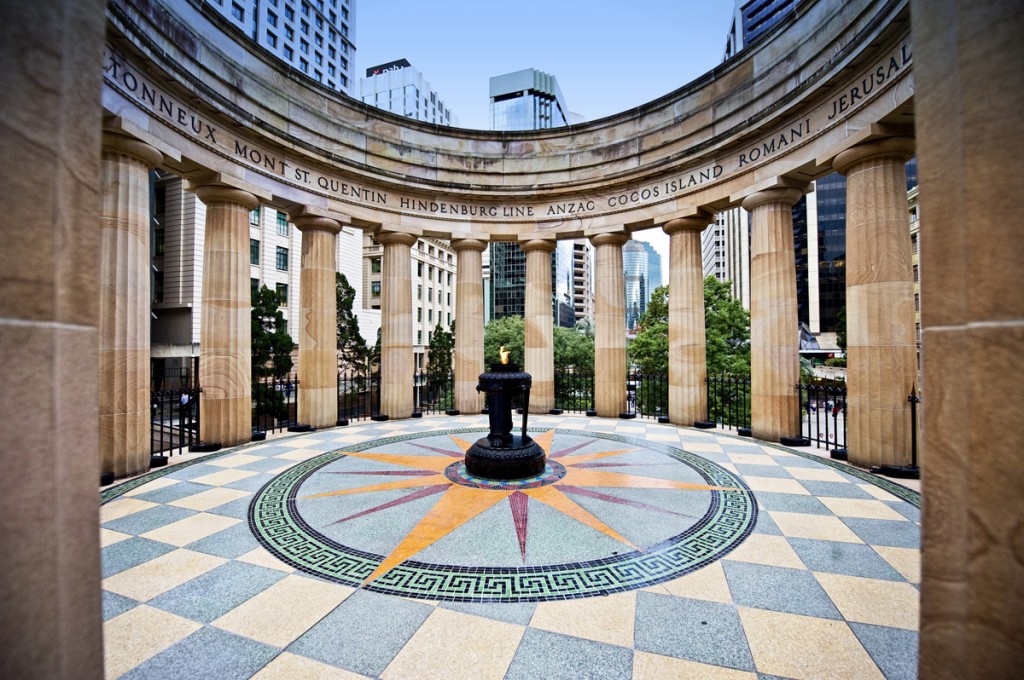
[360,59,454,126]
[489,68,569,131]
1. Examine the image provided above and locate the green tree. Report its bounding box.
[835,306,847,353]
[427,321,455,378]
[336,272,368,370]
[553,325,595,371]
[252,285,294,422]
[704,276,751,375]
[484,316,525,367]
[628,285,669,374]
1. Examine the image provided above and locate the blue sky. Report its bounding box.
[354,1,737,260]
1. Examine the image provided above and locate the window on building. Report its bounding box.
[446,292,451,306]
[249,207,260,226]
[417,308,422,322]
[428,309,433,322]
[447,272,452,285]
[301,2,310,15]
[284,5,294,20]
[315,34,323,47]
[250,239,260,265]
[371,281,381,297]
[231,2,244,21]
[267,11,277,26]
[251,278,260,297]
[154,227,165,256]
[276,246,289,270]
[371,258,381,274]
[276,211,288,235]
[427,288,433,303]
[315,70,322,82]
[328,45,335,58]
[417,284,423,300]
[266,31,277,47]
[153,270,164,303]
[340,74,348,88]
[417,330,423,345]
[300,39,309,53]
[315,53,322,66]
[283,45,293,59]
[438,269,443,283]
[299,59,308,73]
[285,25,294,40]
[340,57,348,71]
[315,15,323,29]
[276,283,289,306]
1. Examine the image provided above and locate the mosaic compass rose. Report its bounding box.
[250,428,756,602]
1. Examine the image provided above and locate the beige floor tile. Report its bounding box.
[873,545,921,583]
[727,453,778,466]
[276,448,326,462]
[104,605,202,679]
[213,574,353,646]
[647,433,679,442]
[168,487,251,512]
[100,497,157,523]
[857,483,903,501]
[236,547,296,572]
[786,467,849,483]
[100,527,132,548]
[617,426,646,434]
[723,534,806,569]
[141,512,240,546]
[659,561,733,603]
[251,652,372,679]
[633,651,757,679]
[684,442,725,453]
[123,477,180,497]
[742,476,810,495]
[207,453,264,468]
[189,468,260,486]
[818,497,907,521]
[739,607,884,680]
[103,548,227,601]
[281,437,323,448]
[768,511,863,543]
[267,464,298,475]
[720,462,741,475]
[380,608,524,680]
[815,573,920,630]
[529,590,636,647]
[715,436,757,447]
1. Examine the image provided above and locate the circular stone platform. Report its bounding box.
[249,428,756,602]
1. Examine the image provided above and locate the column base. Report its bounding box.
[694,420,716,429]
[100,471,114,486]
[190,441,222,453]
[336,418,349,427]
[780,436,810,447]
[150,454,168,468]
[871,464,920,480]
[446,409,461,416]
[738,427,753,437]
[830,448,848,461]
[371,414,390,422]
[288,424,316,432]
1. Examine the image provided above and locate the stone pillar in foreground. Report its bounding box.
[294,212,342,429]
[833,137,916,469]
[523,238,556,413]
[192,183,260,446]
[664,213,713,425]
[99,133,162,478]
[742,185,805,443]
[452,238,486,414]
[591,232,630,417]
[377,230,418,418]
[913,0,1024,674]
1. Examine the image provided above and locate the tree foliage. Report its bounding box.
[336,273,369,370]
[252,285,294,380]
[704,276,751,375]
[553,325,595,371]
[484,316,524,368]
[427,321,455,378]
[835,306,847,353]
[483,316,595,372]
[628,285,669,373]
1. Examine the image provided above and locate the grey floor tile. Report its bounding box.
[166,463,235,481]
[102,537,176,577]
[850,622,919,680]
[102,590,139,621]
[122,626,279,680]
[504,628,634,680]
[749,491,831,515]
[129,481,212,504]
[788,538,903,580]
[722,561,841,620]
[206,496,254,520]
[439,600,537,626]
[842,518,921,548]
[148,561,286,623]
[888,501,921,522]
[102,504,196,536]
[223,472,275,492]
[751,509,782,536]
[734,464,793,479]
[288,589,433,677]
[799,480,874,499]
[187,520,262,559]
[634,591,755,671]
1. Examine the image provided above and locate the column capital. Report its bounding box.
[520,238,556,253]
[101,132,163,168]
[741,185,806,211]
[191,183,260,210]
[589,232,630,248]
[664,210,714,235]
[450,238,488,252]
[375,230,419,247]
[292,214,342,234]
[832,136,916,176]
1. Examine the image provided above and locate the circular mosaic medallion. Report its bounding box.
[249,428,756,602]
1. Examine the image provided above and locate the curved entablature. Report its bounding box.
[102,0,913,238]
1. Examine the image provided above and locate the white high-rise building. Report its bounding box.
[209,0,356,93]
[702,208,751,309]
[360,59,454,126]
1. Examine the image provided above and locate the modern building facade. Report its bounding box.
[209,0,356,92]
[489,68,569,131]
[623,240,648,331]
[360,59,454,126]
[702,207,751,309]
[572,242,595,323]
[724,0,799,60]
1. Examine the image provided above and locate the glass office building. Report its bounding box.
[489,69,569,131]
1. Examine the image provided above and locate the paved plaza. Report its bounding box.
[100,414,919,679]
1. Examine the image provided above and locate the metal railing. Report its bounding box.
[554,370,595,413]
[623,370,669,420]
[338,365,380,423]
[414,370,454,415]
[706,374,752,430]
[797,381,847,449]
[151,386,200,456]
[252,374,299,435]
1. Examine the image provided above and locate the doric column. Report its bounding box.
[742,185,806,442]
[833,137,916,469]
[913,0,1024,673]
[99,133,162,478]
[523,238,556,413]
[192,183,260,446]
[452,239,486,414]
[591,232,630,417]
[377,230,418,418]
[664,212,713,425]
[293,212,342,429]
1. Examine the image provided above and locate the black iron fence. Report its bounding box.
[706,374,752,430]
[797,381,847,449]
[624,371,669,420]
[414,370,454,415]
[151,386,200,456]
[554,370,595,414]
[252,374,299,435]
[151,357,199,391]
[338,365,380,423]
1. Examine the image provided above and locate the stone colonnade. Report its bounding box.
[523,239,556,413]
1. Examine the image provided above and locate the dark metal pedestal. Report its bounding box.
[465,363,546,480]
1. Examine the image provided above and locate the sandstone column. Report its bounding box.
[523,238,556,413]
[99,133,162,478]
[591,233,630,417]
[742,185,805,442]
[664,213,713,425]
[294,212,342,428]
[192,183,260,446]
[833,137,916,468]
[913,0,1024,674]
[378,231,418,418]
[0,0,105,675]
[452,239,486,414]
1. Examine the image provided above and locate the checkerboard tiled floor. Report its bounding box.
[100,414,919,679]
